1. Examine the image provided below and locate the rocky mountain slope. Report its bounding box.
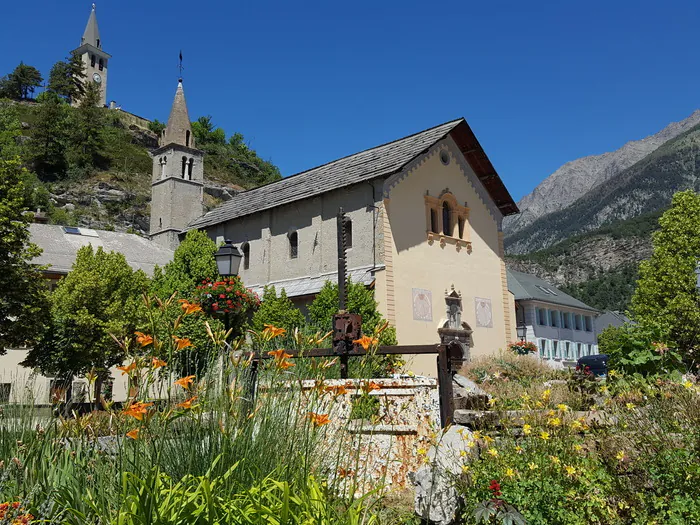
[504,110,700,238]
[505,121,700,254]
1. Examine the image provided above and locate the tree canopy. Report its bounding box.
[0,62,43,100]
[630,190,700,368]
[0,158,49,351]
[47,52,86,104]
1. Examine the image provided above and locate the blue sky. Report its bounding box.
[2,0,699,201]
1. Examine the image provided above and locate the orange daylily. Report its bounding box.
[126,428,139,440]
[362,381,381,393]
[174,375,196,389]
[134,332,154,347]
[117,362,137,376]
[177,396,198,409]
[278,360,295,370]
[307,412,331,427]
[325,385,348,397]
[337,467,355,478]
[353,335,379,351]
[262,324,286,340]
[173,336,193,351]
[151,357,167,369]
[123,401,154,421]
[268,349,293,360]
[179,299,203,315]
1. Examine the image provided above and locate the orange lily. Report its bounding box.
[262,324,286,340]
[278,360,295,370]
[178,299,203,315]
[337,467,354,478]
[117,362,137,376]
[325,385,348,397]
[151,357,167,369]
[353,335,379,351]
[177,396,198,409]
[123,401,153,421]
[268,349,293,360]
[362,381,381,393]
[126,428,139,440]
[134,332,154,347]
[173,336,193,351]
[307,412,331,427]
[174,375,196,389]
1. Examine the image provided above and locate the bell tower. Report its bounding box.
[149,79,204,250]
[72,4,110,107]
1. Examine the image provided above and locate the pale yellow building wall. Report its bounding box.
[383,139,509,376]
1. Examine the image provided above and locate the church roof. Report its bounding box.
[29,224,174,276]
[81,4,101,49]
[161,81,195,149]
[507,269,598,313]
[187,118,518,230]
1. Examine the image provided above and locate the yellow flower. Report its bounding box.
[682,380,693,389]
[505,468,516,478]
[461,464,470,474]
[523,424,532,435]
[608,369,618,377]
[570,420,583,431]
[472,431,482,440]
[521,393,531,402]
[417,447,427,456]
[540,431,550,441]
[488,398,497,407]
[615,451,625,462]
[466,440,476,449]
[528,462,538,470]
[557,403,570,412]
[626,402,635,410]
[549,455,560,464]
[565,465,576,476]
[548,417,561,427]
[573,444,583,452]
[460,450,467,457]
[541,389,551,401]
[483,435,494,444]
[486,448,499,457]
[515,446,524,454]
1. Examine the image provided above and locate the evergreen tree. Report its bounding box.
[22,245,149,403]
[0,158,50,352]
[0,62,43,100]
[28,92,68,179]
[66,82,105,171]
[631,190,700,368]
[47,53,86,104]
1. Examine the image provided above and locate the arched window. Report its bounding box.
[90,55,96,67]
[181,156,187,178]
[242,242,250,270]
[96,39,101,49]
[458,217,465,239]
[187,158,194,180]
[430,208,438,233]
[99,59,104,71]
[186,130,191,148]
[442,202,451,236]
[345,219,352,248]
[289,231,298,259]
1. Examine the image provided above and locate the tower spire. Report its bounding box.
[81,3,101,49]
[162,79,195,149]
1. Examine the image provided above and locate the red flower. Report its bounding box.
[488,480,502,497]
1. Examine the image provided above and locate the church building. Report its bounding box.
[150,80,520,374]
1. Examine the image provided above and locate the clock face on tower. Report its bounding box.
[92,72,102,84]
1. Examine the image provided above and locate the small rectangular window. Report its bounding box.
[585,316,593,332]
[552,340,559,359]
[539,339,547,358]
[537,308,547,326]
[549,310,559,328]
[574,315,583,331]
[562,312,570,329]
[458,217,465,239]
[289,232,298,259]
[430,209,438,234]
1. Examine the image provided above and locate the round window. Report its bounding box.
[440,151,450,165]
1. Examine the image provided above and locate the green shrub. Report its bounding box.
[248,285,305,333]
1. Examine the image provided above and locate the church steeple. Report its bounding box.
[73,3,110,107]
[161,80,195,149]
[81,4,101,49]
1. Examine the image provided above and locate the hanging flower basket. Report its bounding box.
[508,340,538,355]
[193,277,260,317]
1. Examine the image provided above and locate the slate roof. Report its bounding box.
[507,269,598,313]
[248,265,378,299]
[595,311,632,332]
[30,224,174,276]
[81,5,101,48]
[187,118,518,230]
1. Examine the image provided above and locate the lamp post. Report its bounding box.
[516,323,527,342]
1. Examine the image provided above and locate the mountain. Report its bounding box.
[506,210,662,311]
[504,110,700,239]
[505,119,700,254]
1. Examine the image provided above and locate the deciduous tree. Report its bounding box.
[22,245,148,402]
[0,158,49,352]
[631,190,700,368]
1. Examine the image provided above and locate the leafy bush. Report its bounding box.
[248,285,305,333]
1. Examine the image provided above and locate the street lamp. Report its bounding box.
[215,239,243,277]
[516,323,527,342]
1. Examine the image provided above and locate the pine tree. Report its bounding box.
[28,92,68,179]
[0,62,43,100]
[47,53,86,104]
[0,158,50,351]
[66,82,105,170]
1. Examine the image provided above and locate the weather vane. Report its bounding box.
[178,50,184,82]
